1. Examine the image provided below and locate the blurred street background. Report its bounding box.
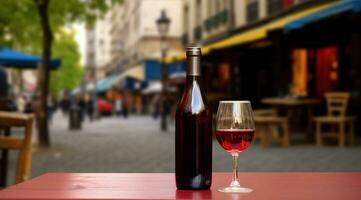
[7,113,361,186]
[1,0,361,187]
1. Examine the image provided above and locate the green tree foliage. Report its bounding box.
[50,29,83,95]
[0,0,121,146]
[0,0,41,52]
[0,0,120,49]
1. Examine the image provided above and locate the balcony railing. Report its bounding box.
[203,9,229,32]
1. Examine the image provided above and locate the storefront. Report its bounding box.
[207,0,360,111]
[284,0,361,128]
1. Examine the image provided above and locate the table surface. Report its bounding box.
[1,173,361,200]
[261,97,320,106]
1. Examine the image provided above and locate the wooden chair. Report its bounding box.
[313,92,356,147]
[0,111,34,184]
[254,109,290,147]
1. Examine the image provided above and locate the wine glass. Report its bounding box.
[215,101,255,193]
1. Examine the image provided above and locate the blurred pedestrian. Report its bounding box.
[47,96,57,123]
[122,98,129,119]
[60,96,71,115]
[153,100,160,119]
[85,94,94,121]
[77,95,86,122]
[115,97,123,117]
[151,95,161,119]
[25,94,34,113]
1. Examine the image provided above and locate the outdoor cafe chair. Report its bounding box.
[313,92,355,147]
[0,111,34,184]
[254,109,290,147]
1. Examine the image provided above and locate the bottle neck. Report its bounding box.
[186,55,201,76]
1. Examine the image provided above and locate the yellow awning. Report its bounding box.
[164,1,339,64]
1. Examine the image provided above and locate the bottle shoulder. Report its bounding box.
[177,83,210,115]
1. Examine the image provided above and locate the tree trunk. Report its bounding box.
[34,0,52,147]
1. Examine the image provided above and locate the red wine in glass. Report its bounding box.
[215,101,254,193]
[215,129,254,153]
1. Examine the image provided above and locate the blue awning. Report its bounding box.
[285,0,361,32]
[96,75,118,92]
[0,47,61,69]
[144,60,185,81]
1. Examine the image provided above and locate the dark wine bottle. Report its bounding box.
[175,47,212,190]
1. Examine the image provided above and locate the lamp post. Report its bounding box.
[156,10,171,131]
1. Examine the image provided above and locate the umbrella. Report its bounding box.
[0,47,60,69]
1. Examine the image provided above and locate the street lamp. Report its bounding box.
[156,9,171,131]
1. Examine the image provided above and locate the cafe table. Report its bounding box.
[1,172,360,199]
[261,97,320,133]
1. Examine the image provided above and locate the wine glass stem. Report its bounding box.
[231,153,240,187]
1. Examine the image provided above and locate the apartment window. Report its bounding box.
[247,0,259,23]
[183,5,189,33]
[268,0,295,16]
[220,0,226,11]
[194,0,202,41]
[267,0,282,16]
[134,10,140,32]
[215,0,221,14]
[207,0,212,17]
[282,0,295,9]
[196,0,202,26]
[99,39,104,46]
[87,52,94,59]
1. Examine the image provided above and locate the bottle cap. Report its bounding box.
[186,47,201,56]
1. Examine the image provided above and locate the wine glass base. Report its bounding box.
[218,186,253,193]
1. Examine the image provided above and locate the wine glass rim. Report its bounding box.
[220,100,250,103]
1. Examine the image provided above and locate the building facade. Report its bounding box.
[182,0,308,46]
[85,11,114,81]
[84,0,184,113]
[105,0,183,75]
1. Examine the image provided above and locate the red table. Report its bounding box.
[1,173,360,199]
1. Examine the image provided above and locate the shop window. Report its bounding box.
[218,63,231,92]
[292,49,308,96]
